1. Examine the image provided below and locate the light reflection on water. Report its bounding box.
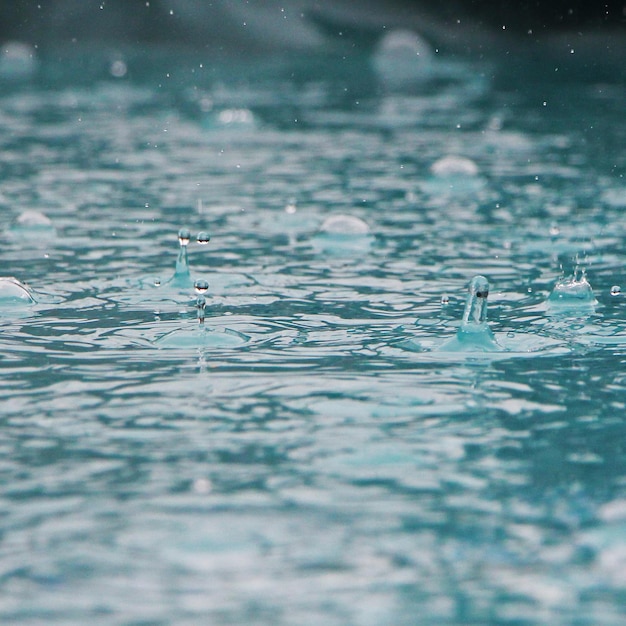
[0,47,625,624]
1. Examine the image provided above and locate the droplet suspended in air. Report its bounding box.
[196,231,211,245]
[610,285,621,296]
[178,228,191,246]
[194,279,209,294]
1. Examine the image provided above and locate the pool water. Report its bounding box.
[1,43,625,624]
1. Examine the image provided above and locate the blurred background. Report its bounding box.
[0,1,624,67]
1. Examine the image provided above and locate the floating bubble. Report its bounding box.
[319,214,370,235]
[8,210,56,239]
[196,231,211,245]
[419,156,484,196]
[0,276,37,307]
[430,155,479,177]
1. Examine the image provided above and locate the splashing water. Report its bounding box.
[166,227,193,290]
[547,267,597,312]
[438,275,503,352]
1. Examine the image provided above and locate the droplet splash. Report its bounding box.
[167,227,193,289]
[178,228,191,247]
[194,279,209,325]
[547,268,597,312]
[438,275,503,352]
[462,275,490,325]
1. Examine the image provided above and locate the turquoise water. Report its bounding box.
[1,45,625,624]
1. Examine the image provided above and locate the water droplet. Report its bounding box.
[194,279,209,294]
[507,332,515,338]
[463,275,490,325]
[441,294,449,305]
[611,285,621,296]
[549,223,560,237]
[196,231,211,245]
[110,59,127,78]
[196,294,206,324]
[178,228,191,246]
[153,277,161,287]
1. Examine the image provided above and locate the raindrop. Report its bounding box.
[194,279,209,294]
[178,228,191,246]
[196,231,211,245]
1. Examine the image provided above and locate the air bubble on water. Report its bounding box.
[319,214,370,235]
[611,285,621,296]
[0,276,37,306]
[178,228,191,246]
[430,155,479,177]
[196,231,211,245]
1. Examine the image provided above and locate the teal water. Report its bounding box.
[1,45,625,625]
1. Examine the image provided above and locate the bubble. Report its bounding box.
[153,278,161,287]
[178,228,191,246]
[196,231,211,245]
[549,223,560,237]
[0,276,36,306]
[319,214,370,235]
[441,294,449,305]
[430,155,479,177]
[611,285,621,296]
[194,279,209,294]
